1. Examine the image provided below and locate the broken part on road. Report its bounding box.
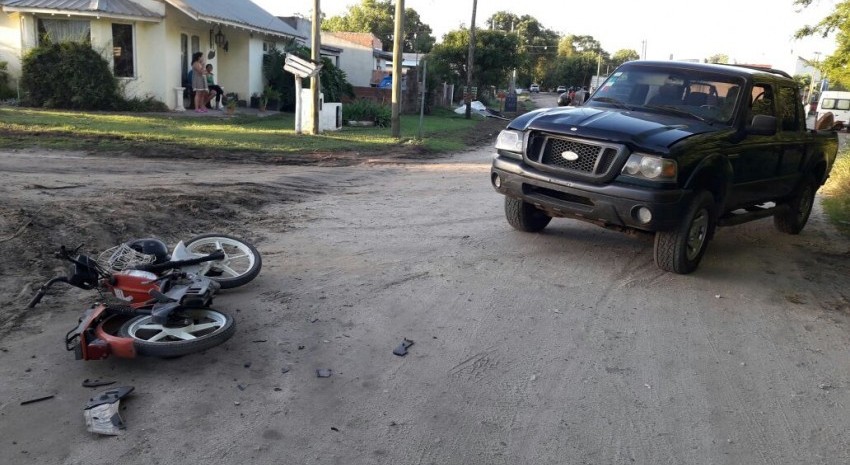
[83,386,134,436]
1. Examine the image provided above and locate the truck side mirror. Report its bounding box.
[747,114,777,136]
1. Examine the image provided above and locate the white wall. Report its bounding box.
[322,36,374,87]
[0,12,23,95]
[88,19,169,103]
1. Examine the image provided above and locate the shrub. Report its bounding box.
[118,96,169,112]
[21,42,121,110]
[0,61,15,99]
[342,99,391,127]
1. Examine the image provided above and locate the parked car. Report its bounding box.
[529,84,540,93]
[816,90,850,129]
[491,60,838,274]
[556,85,567,93]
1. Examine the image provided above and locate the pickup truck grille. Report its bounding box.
[526,134,625,181]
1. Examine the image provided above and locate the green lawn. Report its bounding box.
[0,107,487,155]
[822,148,850,236]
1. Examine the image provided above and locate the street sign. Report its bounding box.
[284,54,322,78]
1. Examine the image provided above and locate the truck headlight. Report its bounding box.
[622,153,677,182]
[495,130,524,154]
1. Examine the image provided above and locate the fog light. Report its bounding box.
[636,206,652,224]
[492,173,502,188]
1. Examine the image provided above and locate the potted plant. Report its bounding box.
[261,86,281,112]
[225,98,237,115]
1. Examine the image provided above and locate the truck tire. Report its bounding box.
[505,197,551,232]
[654,191,715,274]
[774,175,816,234]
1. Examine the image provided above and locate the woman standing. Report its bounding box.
[191,52,215,113]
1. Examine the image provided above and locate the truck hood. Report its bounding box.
[509,106,718,151]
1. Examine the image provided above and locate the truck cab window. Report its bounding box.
[777,86,801,131]
[747,84,775,126]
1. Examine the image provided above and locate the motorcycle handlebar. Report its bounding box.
[27,277,69,308]
[27,289,47,308]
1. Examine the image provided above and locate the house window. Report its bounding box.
[112,24,134,78]
[263,41,275,53]
[191,35,200,54]
[37,18,90,45]
[181,34,189,83]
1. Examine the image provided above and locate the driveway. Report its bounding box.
[1,120,849,464]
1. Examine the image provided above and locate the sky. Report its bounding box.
[256,0,841,74]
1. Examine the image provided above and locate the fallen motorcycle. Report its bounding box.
[27,242,245,360]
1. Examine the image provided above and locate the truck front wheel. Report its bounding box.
[774,175,816,234]
[505,197,552,232]
[654,191,716,274]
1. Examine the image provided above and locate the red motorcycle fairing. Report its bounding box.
[66,304,137,360]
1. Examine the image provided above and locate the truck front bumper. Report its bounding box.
[491,156,692,232]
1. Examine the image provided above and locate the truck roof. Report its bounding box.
[620,60,794,82]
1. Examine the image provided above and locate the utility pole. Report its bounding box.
[391,0,404,137]
[310,0,321,135]
[465,0,477,119]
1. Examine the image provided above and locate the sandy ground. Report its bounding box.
[1,102,850,464]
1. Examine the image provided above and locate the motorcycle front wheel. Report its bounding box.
[184,233,262,289]
[118,308,235,357]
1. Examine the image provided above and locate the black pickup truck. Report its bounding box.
[491,61,838,273]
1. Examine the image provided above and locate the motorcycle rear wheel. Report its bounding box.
[118,308,235,357]
[184,234,262,289]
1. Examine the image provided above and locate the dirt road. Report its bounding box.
[2,116,850,464]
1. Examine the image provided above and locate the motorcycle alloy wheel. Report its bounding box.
[118,308,235,357]
[184,234,262,289]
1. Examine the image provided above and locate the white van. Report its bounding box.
[816,91,850,127]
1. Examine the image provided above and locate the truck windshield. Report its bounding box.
[586,67,745,125]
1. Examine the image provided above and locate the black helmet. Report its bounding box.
[128,238,169,264]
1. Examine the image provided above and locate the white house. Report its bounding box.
[321,32,392,88]
[0,0,305,109]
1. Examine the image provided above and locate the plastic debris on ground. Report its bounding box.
[454,101,509,120]
[83,386,134,435]
[393,338,415,357]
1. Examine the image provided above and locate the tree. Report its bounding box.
[322,0,435,53]
[558,34,604,57]
[429,29,520,92]
[705,54,729,64]
[794,0,850,88]
[610,49,639,69]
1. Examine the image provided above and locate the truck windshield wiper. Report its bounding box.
[643,105,711,124]
[591,97,634,110]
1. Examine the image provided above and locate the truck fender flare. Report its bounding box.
[802,150,829,186]
[683,153,732,206]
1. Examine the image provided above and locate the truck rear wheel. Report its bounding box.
[505,197,551,232]
[774,175,816,234]
[654,191,715,274]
